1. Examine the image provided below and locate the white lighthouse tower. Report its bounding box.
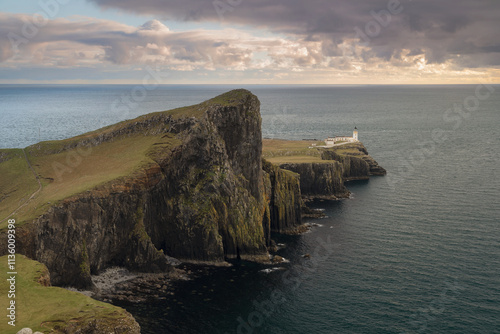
[353,127,358,141]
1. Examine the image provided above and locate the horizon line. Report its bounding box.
[1,83,499,86]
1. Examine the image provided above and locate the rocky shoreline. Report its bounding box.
[94,269,186,304]
[70,218,326,308]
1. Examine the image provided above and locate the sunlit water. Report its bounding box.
[1,85,499,333]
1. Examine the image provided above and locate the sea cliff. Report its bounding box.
[0,90,304,290]
[262,159,302,233]
[263,139,386,200]
[0,90,385,332]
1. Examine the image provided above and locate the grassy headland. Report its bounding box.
[262,139,369,164]
[0,90,251,230]
[262,139,325,164]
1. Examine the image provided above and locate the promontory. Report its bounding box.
[0,89,385,333]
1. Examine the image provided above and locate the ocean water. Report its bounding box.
[1,85,499,333]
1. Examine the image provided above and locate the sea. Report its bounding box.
[1,84,499,333]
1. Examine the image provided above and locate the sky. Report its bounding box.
[0,0,499,84]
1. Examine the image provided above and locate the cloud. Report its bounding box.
[1,0,499,84]
[87,0,500,69]
[0,13,345,73]
[0,14,265,70]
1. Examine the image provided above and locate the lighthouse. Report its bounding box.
[323,127,359,147]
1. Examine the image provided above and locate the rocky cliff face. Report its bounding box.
[278,142,386,200]
[262,159,302,233]
[320,150,370,181]
[144,93,268,263]
[320,144,387,178]
[1,90,384,290]
[34,191,171,289]
[278,162,350,200]
[2,90,304,289]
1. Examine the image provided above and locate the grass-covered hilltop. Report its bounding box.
[0,89,384,333]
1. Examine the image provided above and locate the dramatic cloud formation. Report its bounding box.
[0,13,337,72]
[88,0,500,69]
[0,0,499,83]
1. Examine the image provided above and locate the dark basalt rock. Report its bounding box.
[279,162,351,200]
[1,90,304,289]
[321,144,387,177]
[277,142,386,201]
[262,159,303,233]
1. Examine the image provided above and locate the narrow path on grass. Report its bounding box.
[0,149,43,223]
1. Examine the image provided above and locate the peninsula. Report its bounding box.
[0,90,385,333]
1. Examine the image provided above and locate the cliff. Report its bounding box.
[262,159,302,233]
[0,90,303,290]
[0,90,384,294]
[278,162,350,200]
[320,144,387,178]
[262,140,386,200]
[144,91,268,263]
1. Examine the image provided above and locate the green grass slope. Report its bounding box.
[0,134,178,230]
[262,139,325,164]
[0,255,137,334]
[0,89,252,230]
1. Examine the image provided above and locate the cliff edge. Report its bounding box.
[263,139,386,200]
[0,90,385,293]
[0,90,303,289]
